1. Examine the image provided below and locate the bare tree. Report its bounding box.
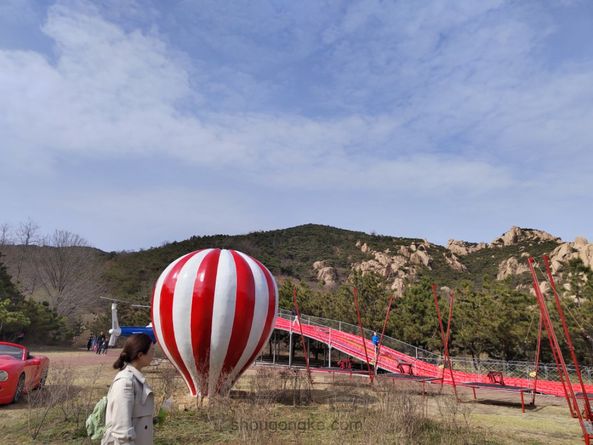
[0,223,12,246]
[33,230,105,318]
[13,219,40,283]
[16,219,40,246]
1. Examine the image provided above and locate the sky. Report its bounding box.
[1,0,592,252]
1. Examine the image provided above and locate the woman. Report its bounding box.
[102,333,155,445]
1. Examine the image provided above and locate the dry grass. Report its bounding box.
[0,350,586,444]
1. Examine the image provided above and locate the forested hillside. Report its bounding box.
[102,224,564,301]
[1,223,593,365]
[0,259,69,343]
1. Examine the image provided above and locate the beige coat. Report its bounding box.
[101,365,154,445]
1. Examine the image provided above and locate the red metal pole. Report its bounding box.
[375,294,395,373]
[543,255,593,420]
[432,284,446,390]
[444,290,458,399]
[432,284,459,400]
[548,320,578,417]
[528,258,589,440]
[353,287,374,383]
[531,314,543,406]
[293,287,312,384]
[528,259,576,416]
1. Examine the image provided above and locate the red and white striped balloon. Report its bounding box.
[151,248,278,397]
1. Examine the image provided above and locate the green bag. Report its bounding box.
[86,395,108,440]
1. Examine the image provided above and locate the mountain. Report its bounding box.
[2,224,592,311]
[100,224,593,300]
[2,224,593,359]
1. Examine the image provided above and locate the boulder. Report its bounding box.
[317,266,338,287]
[410,250,431,268]
[375,252,393,267]
[391,277,405,295]
[398,246,411,257]
[575,236,589,248]
[313,260,338,287]
[549,239,593,271]
[444,253,467,272]
[352,240,431,296]
[492,226,559,247]
[497,257,530,280]
[447,239,486,256]
[579,244,593,269]
[312,260,329,270]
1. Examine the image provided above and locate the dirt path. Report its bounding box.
[31,348,120,368]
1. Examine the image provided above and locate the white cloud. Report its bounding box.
[1,0,593,249]
[0,2,521,195]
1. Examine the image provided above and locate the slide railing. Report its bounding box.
[273,309,593,398]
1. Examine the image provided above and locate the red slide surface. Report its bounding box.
[274,316,593,398]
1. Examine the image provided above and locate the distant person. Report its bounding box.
[97,332,106,355]
[102,333,155,445]
[371,331,380,356]
[87,335,94,351]
[291,309,298,325]
[101,339,109,355]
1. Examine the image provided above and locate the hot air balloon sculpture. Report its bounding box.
[151,248,278,397]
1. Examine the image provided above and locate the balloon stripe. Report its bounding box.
[237,259,277,376]
[152,252,193,355]
[217,250,256,391]
[207,250,237,395]
[174,249,212,397]
[159,252,198,395]
[226,251,269,385]
[189,248,220,396]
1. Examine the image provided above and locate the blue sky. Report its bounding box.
[1,0,592,251]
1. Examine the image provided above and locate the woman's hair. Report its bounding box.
[113,333,153,370]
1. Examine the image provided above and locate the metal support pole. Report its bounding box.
[528,258,577,417]
[432,284,459,401]
[544,255,593,419]
[293,287,312,383]
[289,332,293,367]
[528,257,590,441]
[376,294,395,374]
[531,314,542,405]
[353,287,374,383]
[328,328,332,368]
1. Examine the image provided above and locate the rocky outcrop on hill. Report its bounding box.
[446,226,567,285]
[548,237,593,273]
[497,257,530,280]
[449,226,565,282]
[353,240,435,295]
[447,227,559,257]
[444,253,467,272]
[312,260,338,287]
[447,239,487,256]
[306,225,587,294]
[492,234,593,290]
[491,226,559,247]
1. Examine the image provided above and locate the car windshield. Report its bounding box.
[0,345,23,359]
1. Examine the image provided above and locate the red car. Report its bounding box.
[0,342,49,405]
